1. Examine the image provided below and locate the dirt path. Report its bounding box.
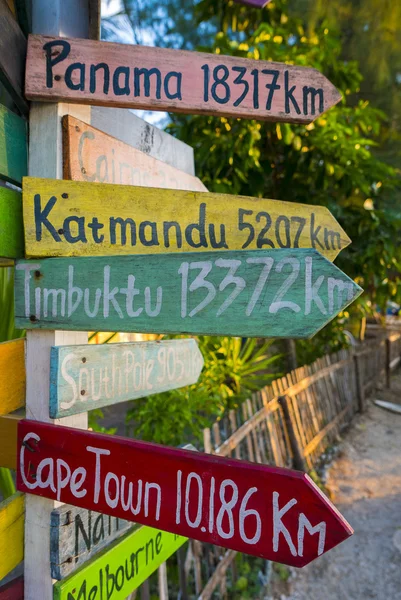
[283,374,401,600]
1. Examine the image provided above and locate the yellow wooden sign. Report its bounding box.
[0,339,25,416]
[23,178,350,261]
[0,492,24,579]
[0,414,20,469]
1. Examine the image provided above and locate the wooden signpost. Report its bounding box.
[25,35,341,123]
[53,525,186,600]
[63,115,207,191]
[0,187,23,264]
[50,339,204,418]
[17,419,353,567]
[0,339,25,416]
[22,177,350,261]
[15,248,362,338]
[0,492,24,580]
[51,505,132,579]
[0,103,28,186]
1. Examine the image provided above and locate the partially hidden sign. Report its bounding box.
[63,115,207,192]
[50,339,204,418]
[25,35,341,124]
[0,575,24,600]
[53,526,186,600]
[0,103,28,186]
[17,420,353,567]
[0,493,24,580]
[0,187,23,263]
[0,338,25,416]
[0,415,20,469]
[51,505,133,579]
[14,249,362,339]
[22,177,350,262]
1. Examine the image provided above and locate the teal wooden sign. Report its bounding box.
[50,339,204,418]
[14,249,362,338]
[51,505,132,580]
[0,104,27,186]
[0,188,23,264]
[53,525,186,599]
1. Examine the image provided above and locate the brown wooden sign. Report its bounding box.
[25,35,341,124]
[62,115,207,191]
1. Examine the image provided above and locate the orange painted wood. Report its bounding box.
[25,35,341,124]
[62,115,207,191]
[0,414,21,469]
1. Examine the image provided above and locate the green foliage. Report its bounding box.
[125,336,280,446]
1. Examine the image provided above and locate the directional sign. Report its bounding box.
[54,526,186,600]
[0,339,25,416]
[0,187,23,263]
[17,420,353,567]
[0,493,24,580]
[0,103,28,186]
[15,249,362,339]
[0,415,20,469]
[0,575,24,600]
[63,115,207,191]
[25,35,341,124]
[234,0,271,7]
[22,177,350,261]
[50,339,204,418]
[51,505,133,579]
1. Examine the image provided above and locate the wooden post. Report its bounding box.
[177,545,189,600]
[385,336,391,389]
[353,353,365,413]
[24,3,91,599]
[278,395,307,471]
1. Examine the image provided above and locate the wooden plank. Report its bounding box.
[303,405,351,457]
[90,106,195,176]
[53,525,186,599]
[15,249,362,338]
[0,414,20,469]
[22,177,350,262]
[62,115,206,191]
[0,493,24,579]
[0,104,27,185]
[49,338,204,418]
[17,419,353,568]
[0,575,24,600]
[50,505,133,579]
[198,550,237,600]
[25,35,341,123]
[0,1,28,115]
[0,187,23,260]
[0,338,25,416]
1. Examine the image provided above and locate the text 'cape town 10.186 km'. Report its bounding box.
[14,249,362,339]
[25,35,341,124]
[22,177,350,262]
[17,420,353,568]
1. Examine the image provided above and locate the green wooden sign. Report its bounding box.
[0,103,27,186]
[53,525,186,599]
[0,187,23,263]
[14,249,362,338]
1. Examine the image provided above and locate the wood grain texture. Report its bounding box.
[0,1,28,115]
[50,504,133,579]
[53,525,186,599]
[17,419,353,568]
[14,249,362,339]
[0,104,28,185]
[0,493,24,579]
[90,106,195,176]
[0,187,23,260]
[0,575,24,600]
[0,338,25,416]
[25,34,341,124]
[62,115,206,191]
[50,339,204,418]
[22,177,350,261]
[0,414,20,469]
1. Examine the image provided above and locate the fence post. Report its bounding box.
[278,395,307,471]
[353,352,365,413]
[385,336,391,389]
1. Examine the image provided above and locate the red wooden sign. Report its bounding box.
[0,576,24,600]
[16,420,353,567]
